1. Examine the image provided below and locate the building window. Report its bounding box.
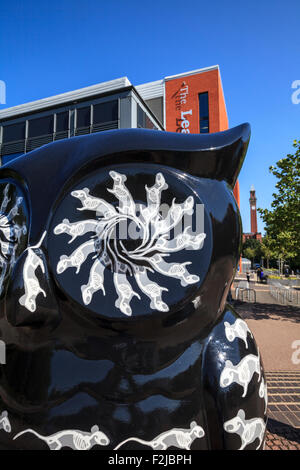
[199,92,209,133]
[76,107,91,128]
[93,100,118,124]
[137,104,157,129]
[2,122,26,142]
[56,111,69,132]
[137,104,146,128]
[28,115,54,138]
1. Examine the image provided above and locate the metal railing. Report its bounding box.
[235,281,256,302]
[268,280,300,306]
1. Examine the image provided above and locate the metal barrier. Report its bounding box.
[242,289,256,302]
[235,281,256,302]
[268,280,300,306]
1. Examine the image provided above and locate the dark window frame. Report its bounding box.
[2,121,26,143]
[199,92,209,134]
[28,114,54,138]
[92,100,118,125]
[56,111,70,133]
[75,106,91,129]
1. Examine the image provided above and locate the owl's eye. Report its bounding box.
[48,165,211,319]
[0,182,28,296]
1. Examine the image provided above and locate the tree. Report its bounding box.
[258,140,300,272]
[244,247,256,268]
[242,239,262,264]
[260,236,276,269]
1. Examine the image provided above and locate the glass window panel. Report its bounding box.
[200,119,209,134]
[56,111,69,132]
[146,115,156,130]
[76,107,91,128]
[199,92,209,133]
[28,115,53,138]
[137,105,146,128]
[199,92,209,119]
[93,101,118,124]
[2,122,25,142]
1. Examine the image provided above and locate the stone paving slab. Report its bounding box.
[266,371,300,428]
[265,372,300,450]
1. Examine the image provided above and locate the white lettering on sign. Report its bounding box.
[180,109,192,133]
[174,84,193,133]
[175,85,189,110]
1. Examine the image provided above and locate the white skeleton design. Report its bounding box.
[13,425,110,451]
[224,319,253,348]
[54,172,206,315]
[0,411,11,433]
[220,353,261,397]
[0,184,27,294]
[114,421,205,450]
[259,376,268,414]
[192,295,201,309]
[19,231,47,312]
[224,409,266,450]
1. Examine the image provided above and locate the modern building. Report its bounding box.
[136,66,240,204]
[0,77,163,165]
[0,65,239,202]
[243,185,262,242]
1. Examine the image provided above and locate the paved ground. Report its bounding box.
[231,279,300,450]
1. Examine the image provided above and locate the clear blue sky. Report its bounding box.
[1,0,299,233]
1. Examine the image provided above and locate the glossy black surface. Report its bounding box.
[0,125,267,450]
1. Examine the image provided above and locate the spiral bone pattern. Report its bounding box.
[54,172,206,316]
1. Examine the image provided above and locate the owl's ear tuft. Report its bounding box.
[171,123,251,188]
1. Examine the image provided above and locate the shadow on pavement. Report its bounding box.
[231,300,300,323]
[267,418,300,444]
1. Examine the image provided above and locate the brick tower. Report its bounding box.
[243,185,262,242]
[250,185,258,234]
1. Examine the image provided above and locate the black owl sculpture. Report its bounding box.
[0,125,267,450]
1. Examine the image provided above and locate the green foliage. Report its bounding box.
[258,140,300,269]
[242,239,262,265]
[260,236,276,268]
[243,238,262,252]
[244,247,256,263]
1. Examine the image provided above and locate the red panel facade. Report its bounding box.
[164,68,239,204]
[164,68,227,134]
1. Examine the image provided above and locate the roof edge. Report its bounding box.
[0,77,132,120]
[164,65,219,81]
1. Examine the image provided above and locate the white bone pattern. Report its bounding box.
[13,420,204,450]
[259,376,268,414]
[220,354,261,397]
[0,184,27,294]
[19,231,47,312]
[54,172,206,315]
[114,421,205,450]
[224,319,253,348]
[13,425,110,450]
[0,411,11,433]
[224,409,266,450]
